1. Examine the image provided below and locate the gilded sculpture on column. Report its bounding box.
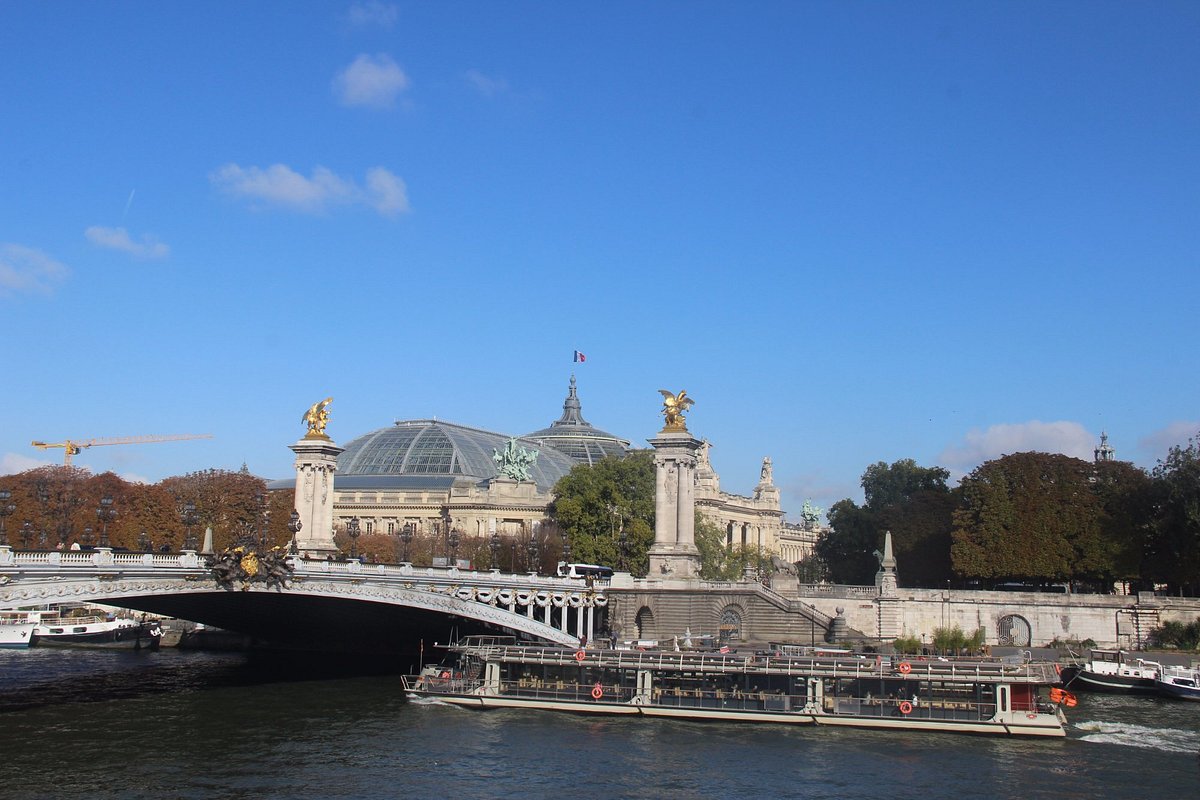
[302,397,333,439]
[658,389,695,431]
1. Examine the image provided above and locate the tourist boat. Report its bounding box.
[402,637,1068,737]
[0,612,39,649]
[32,613,162,650]
[1058,649,1162,694]
[1154,664,1200,701]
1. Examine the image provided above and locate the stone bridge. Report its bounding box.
[0,546,606,655]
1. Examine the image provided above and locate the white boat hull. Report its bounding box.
[0,623,38,649]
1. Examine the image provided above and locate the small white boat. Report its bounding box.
[1155,664,1200,701]
[0,616,38,649]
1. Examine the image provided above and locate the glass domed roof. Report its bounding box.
[523,375,631,465]
[336,419,579,492]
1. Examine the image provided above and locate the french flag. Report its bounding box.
[573,350,587,363]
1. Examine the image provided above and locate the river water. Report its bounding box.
[0,648,1196,799]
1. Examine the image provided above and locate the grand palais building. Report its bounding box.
[272,377,821,563]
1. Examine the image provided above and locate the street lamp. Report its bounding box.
[82,526,94,547]
[255,493,270,548]
[0,489,14,547]
[527,535,540,575]
[182,502,199,551]
[618,526,629,572]
[36,483,49,548]
[20,520,33,549]
[137,530,152,553]
[448,528,461,567]
[287,510,302,555]
[96,496,116,548]
[560,528,571,566]
[489,530,500,570]
[401,522,415,563]
[347,517,361,560]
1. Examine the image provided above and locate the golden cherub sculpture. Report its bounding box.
[302,397,333,439]
[658,389,695,431]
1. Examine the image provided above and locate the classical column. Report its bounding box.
[647,430,703,579]
[290,434,343,559]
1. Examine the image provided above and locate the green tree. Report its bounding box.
[695,514,751,580]
[820,459,954,586]
[951,452,1106,584]
[819,498,880,584]
[1145,433,1200,595]
[550,451,655,575]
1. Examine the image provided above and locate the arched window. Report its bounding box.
[635,606,656,640]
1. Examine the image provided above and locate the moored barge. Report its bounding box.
[403,637,1068,737]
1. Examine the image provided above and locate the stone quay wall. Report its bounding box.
[608,574,1200,649]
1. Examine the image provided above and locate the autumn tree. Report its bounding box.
[951,452,1113,585]
[695,514,751,580]
[159,468,269,551]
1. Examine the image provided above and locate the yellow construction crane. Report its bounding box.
[31,434,214,467]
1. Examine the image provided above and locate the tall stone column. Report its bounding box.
[290,430,343,559]
[647,430,703,579]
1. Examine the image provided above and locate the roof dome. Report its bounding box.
[523,375,631,465]
[336,419,579,492]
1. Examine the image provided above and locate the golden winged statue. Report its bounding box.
[302,397,333,438]
[658,389,695,431]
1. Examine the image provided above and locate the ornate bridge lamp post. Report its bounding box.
[96,496,116,548]
[137,530,152,553]
[82,526,94,548]
[489,530,500,570]
[618,527,629,572]
[287,510,302,555]
[448,528,461,568]
[527,535,540,576]
[560,528,571,567]
[0,490,14,546]
[401,522,415,563]
[182,502,199,551]
[20,521,33,549]
[347,517,361,560]
[255,493,270,549]
[36,483,50,548]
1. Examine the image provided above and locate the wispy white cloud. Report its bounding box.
[1137,422,1200,461]
[938,420,1096,480]
[84,226,170,259]
[345,1,398,28]
[0,452,51,475]
[0,243,70,295]
[210,163,409,217]
[465,69,510,97]
[333,54,410,108]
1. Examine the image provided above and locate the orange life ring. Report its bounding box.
[439,670,450,680]
[591,683,603,700]
[898,700,913,715]
[574,650,586,662]
[898,661,912,674]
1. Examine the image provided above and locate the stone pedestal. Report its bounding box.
[646,430,703,579]
[290,435,344,558]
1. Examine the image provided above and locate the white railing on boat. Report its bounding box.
[450,645,1061,684]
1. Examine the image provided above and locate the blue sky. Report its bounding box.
[2,2,1197,518]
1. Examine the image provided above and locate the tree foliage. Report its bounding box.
[1145,434,1200,595]
[820,459,954,586]
[951,452,1127,585]
[695,513,751,580]
[550,451,656,575]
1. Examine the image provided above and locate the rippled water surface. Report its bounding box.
[0,649,1196,799]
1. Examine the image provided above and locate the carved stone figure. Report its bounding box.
[658,389,695,431]
[770,555,798,575]
[302,397,333,438]
[492,438,539,482]
[760,456,773,483]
